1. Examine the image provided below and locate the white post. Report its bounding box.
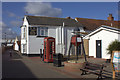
[62,22,65,55]
[27,25,29,54]
[60,26,62,54]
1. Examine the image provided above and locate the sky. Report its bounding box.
[2,2,119,39]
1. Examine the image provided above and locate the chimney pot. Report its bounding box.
[107,14,114,21]
[66,16,72,19]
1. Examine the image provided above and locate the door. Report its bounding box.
[96,40,102,58]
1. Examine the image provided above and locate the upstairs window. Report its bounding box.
[29,27,37,35]
[37,27,48,37]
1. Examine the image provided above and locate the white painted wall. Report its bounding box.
[21,16,28,54]
[14,37,18,51]
[27,26,84,55]
[66,27,74,55]
[28,27,57,54]
[21,16,85,55]
[29,36,44,54]
[89,29,120,59]
[15,43,19,51]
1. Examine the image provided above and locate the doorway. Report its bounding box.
[96,40,102,58]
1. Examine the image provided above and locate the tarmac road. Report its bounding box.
[2,49,120,80]
[2,49,72,79]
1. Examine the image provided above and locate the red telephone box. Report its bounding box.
[44,37,55,62]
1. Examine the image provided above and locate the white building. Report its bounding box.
[14,36,21,51]
[2,38,15,47]
[84,25,120,59]
[21,16,85,56]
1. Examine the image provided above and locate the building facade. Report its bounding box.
[84,25,120,59]
[21,16,84,55]
[76,14,120,57]
[14,36,21,51]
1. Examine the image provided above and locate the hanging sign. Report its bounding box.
[77,37,81,42]
[112,51,120,71]
[111,51,120,78]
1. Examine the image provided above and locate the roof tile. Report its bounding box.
[26,16,83,27]
[76,18,120,31]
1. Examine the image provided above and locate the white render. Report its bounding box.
[14,43,19,51]
[84,25,120,59]
[14,37,19,51]
[21,17,28,54]
[21,16,85,55]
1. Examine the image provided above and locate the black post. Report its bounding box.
[81,37,87,62]
[76,36,78,60]
[40,49,42,58]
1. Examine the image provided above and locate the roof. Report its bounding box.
[17,41,21,46]
[16,36,21,41]
[76,18,120,31]
[25,15,83,27]
[84,25,120,39]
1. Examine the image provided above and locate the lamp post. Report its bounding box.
[4,32,7,46]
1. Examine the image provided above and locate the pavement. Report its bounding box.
[2,49,120,80]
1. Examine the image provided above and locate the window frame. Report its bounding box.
[37,27,48,37]
[22,27,26,39]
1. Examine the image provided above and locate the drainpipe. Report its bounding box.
[60,26,62,54]
[62,22,65,55]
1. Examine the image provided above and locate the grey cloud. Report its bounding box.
[8,12,16,17]
[10,21,22,27]
[1,22,18,39]
[24,2,62,17]
[7,11,22,19]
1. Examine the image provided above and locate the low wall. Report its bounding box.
[64,61,85,72]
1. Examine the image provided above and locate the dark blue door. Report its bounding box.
[96,40,102,58]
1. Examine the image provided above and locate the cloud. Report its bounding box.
[5,11,22,27]
[7,11,22,19]
[0,21,6,31]
[1,21,18,39]
[10,21,22,27]
[24,2,62,17]
[118,10,120,20]
[0,21,6,27]
[8,12,16,17]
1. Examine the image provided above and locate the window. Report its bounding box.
[23,44,26,53]
[37,27,48,36]
[22,27,26,39]
[29,27,37,35]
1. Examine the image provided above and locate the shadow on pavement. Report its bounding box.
[2,49,38,79]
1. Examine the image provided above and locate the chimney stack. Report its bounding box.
[66,16,72,19]
[107,14,114,21]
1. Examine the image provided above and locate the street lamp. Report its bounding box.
[4,32,7,46]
